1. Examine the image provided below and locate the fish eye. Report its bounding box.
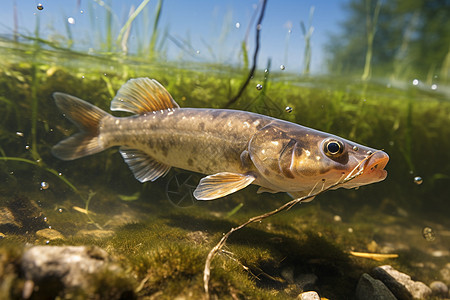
[323,139,344,156]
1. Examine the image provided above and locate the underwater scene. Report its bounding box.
[0,1,449,299]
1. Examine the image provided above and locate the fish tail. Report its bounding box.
[52,92,111,160]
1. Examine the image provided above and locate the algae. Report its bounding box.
[0,37,449,299]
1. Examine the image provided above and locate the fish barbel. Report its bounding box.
[52,78,389,200]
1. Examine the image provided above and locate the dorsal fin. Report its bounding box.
[111,78,180,114]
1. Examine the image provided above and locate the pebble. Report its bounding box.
[372,265,432,299]
[355,273,396,300]
[297,291,320,300]
[429,281,448,297]
[440,263,450,285]
[0,207,21,230]
[36,228,65,240]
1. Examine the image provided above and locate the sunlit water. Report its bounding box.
[0,38,449,299]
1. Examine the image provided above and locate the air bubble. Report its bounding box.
[422,226,435,241]
[58,208,63,213]
[37,3,43,10]
[414,176,423,185]
[67,17,75,25]
[280,65,285,70]
[285,106,293,113]
[352,145,359,151]
[256,84,263,90]
[431,84,437,90]
[16,132,24,137]
[235,22,240,29]
[46,240,50,244]
[43,217,47,222]
[25,145,30,150]
[412,79,419,86]
[40,181,49,190]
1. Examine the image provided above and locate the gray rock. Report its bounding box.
[355,273,397,300]
[429,281,448,297]
[21,245,132,299]
[297,291,320,300]
[372,265,432,300]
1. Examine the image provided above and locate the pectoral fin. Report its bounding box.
[193,172,256,200]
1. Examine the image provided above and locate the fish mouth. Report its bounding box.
[362,151,389,181]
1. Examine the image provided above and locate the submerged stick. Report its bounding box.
[203,151,381,296]
[224,0,268,108]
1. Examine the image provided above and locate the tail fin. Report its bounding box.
[52,92,110,160]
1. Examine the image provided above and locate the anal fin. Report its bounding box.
[194,172,256,200]
[120,147,170,182]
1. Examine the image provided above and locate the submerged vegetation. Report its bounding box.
[1,0,449,298]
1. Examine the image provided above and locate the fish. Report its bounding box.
[52,77,389,201]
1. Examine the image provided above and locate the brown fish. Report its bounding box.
[52,78,389,200]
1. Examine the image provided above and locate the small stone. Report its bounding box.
[440,263,450,285]
[36,228,65,240]
[372,265,432,300]
[75,229,115,239]
[355,273,396,300]
[367,240,379,253]
[0,207,21,230]
[297,291,320,300]
[429,281,448,297]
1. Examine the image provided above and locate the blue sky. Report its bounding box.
[1,0,347,74]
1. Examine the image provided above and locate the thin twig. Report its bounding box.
[203,151,381,297]
[224,0,268,108]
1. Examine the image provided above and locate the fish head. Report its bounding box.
[312,136,389,190]
[249,123,389,193]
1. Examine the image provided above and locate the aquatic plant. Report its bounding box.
[300,6,315,76]
[361,0,381,81]
[225,0,268,108]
